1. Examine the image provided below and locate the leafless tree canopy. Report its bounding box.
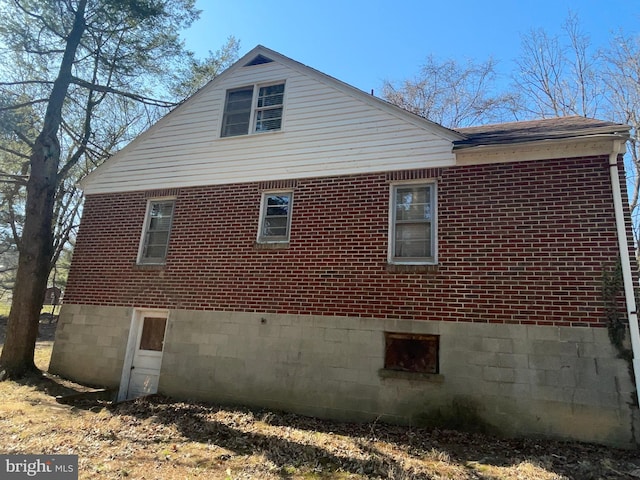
[382,55,517,128]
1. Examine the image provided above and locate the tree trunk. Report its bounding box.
[0,154,57,376]
[0,0,87,379]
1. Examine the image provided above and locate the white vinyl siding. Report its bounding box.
[83,57,457,195]
[389,183,436,264]
[138,200,175,264]
[258,191,292,242]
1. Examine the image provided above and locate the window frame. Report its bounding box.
[137,198,176,265]
[220,81,286,138]
[388,180,437,265]
[257,190,293,244]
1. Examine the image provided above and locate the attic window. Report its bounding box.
[244,54,273,66]
[221,82,285,137]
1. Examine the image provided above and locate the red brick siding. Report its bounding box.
[65,156,631,326]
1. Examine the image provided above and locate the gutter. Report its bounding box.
[609,139,640,406]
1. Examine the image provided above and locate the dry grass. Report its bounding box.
[0,341,639,479]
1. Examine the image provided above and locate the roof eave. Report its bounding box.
[454,133,630,166]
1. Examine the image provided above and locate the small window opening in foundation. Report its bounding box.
[384,332,439,374]
[139,317,167,351]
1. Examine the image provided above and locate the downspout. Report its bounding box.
[609,139,640,407]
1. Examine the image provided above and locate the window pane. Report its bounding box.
[393,184,434,260]
[225,112,252,126]
[255,108,283,132]
[395,223,431,258]
[149,216,171,230]
[266,205,288,216]
[396,186,428,204]
[141,200,174,263]
[227,89,253,110]
[267,195,288,206]
[221,87,252,137]
[257,108,283,121]
[260,193,291,241]
[263,217,288,237]
[144,245,167,260]
[258,84,284,107]
[145,231,169,247]
[223,122,251,137]
[255,84,284,132]
[139,317,167,351]
[395,186,431,221]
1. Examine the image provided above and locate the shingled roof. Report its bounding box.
[452,116,630,149]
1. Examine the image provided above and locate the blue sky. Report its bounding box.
[183,0,639,94]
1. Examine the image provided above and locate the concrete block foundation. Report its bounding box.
[49,304,638,447]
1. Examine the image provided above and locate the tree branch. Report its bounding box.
[0,171,29,181]
[0,145,30,160]
[70,76,176,107]
[0,80,55,87]
[0,99,49,112]
[11,0,66,41]
[12,129,35,149]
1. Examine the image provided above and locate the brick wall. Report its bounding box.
[65,155,630,327]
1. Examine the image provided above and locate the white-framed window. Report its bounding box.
[138,199,175,264]
[257,191,293,243]
[389,182,437,264]
[221,82,285,137]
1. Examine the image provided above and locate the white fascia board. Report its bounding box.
[454,134,630,165]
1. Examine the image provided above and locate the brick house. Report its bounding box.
[49,45,640,446]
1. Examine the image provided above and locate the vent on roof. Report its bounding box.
[244,54,273,66]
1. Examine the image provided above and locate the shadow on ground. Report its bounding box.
[96,395,640,480]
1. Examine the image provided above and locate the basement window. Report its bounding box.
[384,332,439,374]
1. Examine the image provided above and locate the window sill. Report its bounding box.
[133,262,166,271]
[386,263,439,274]
[219,129,284,140]
[254,241,290,250]
[378,369,444,383]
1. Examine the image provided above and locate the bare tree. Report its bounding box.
[382,55,516,128]
[512,13,603,118]
[601,32,640,243]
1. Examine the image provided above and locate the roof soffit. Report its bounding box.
[454,134,628,165]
